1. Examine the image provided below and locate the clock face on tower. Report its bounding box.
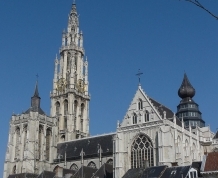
[56,78,67,92]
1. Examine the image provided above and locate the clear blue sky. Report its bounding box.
[0,0,218,174]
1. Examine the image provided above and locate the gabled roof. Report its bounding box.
[37,171,55,178]
[72,166,98,178]
[161,166,191,178]
[204,152,218,172]
[56,134,115,162]
[91,163,113,178]
[122,165,167,178]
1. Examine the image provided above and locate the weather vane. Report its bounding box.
[136,69,143,85]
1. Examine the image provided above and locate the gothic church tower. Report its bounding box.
[50,3,90,141]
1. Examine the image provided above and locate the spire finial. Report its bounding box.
[136,69,143,85]
[34,75,39,97]
[73,0,76,5]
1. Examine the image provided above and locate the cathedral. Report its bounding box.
[3,2,218,178]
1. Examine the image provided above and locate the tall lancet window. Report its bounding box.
[185,140,189,156]
[81,103,85,132]
[64,100,68,115]
[56,102,60,116]
[23,125,27,158]
[145,110,149,122]
[15,127,20,159]
[131,134,154,168]
[192,143,196,160]
[46,129,51,161]
[38,125,43,160]
[133,113,137,124]
[138,99,143,110]
[74,100,78,130]
[67,53,71,70]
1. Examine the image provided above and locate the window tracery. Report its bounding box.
[138,99,143,110]
[46,129,51,161]
[106,159,113,165]
[145,110,149,122]
[56,102,60,116]
[131,134,154,168]
[133,113,137,124]
[87,161,97,169]
[70,163,78,171]
[15,127,20,159]
[38,125,43,160]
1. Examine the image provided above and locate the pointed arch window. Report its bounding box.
[192,143,196,160]
[145,110,149,122]
[67,53,71,69]
[80,103,85,132]
[74,100,78,115]
[138,99,143,110]
[133,113,137,124]
[176,136,181,154]
[12,165,16,174]
[70,163,78,171]
[23,125,27,155]
[15,127,20,159]
[185,140,189,156]
[64,100,68,115]
[131,134,154,168]
[55,102,60,116]
[46,129,52,161]
[106,159,113,165]
[87,161,97,169]
[38,125,43,160]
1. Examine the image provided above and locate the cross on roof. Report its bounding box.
[136,69,143,85]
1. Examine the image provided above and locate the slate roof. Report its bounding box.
[8,173,38,178]
[204,152,218,172]
[55,134,115,162]
[24,107,45,115]
[161,166,191,178]
[149,97,182,127]
[72,166,98,178]
[122,165,167,178]
[214,131,218,139]
[91,163,113,178]
[122,168,144,178]
[37,171,55,178]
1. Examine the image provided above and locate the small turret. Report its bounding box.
[31,81,40,111]
[176,73,205,128]
[178,73,195,99]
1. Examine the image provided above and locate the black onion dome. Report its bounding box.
[178,73,195,99]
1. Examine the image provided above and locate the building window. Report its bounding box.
[46,129,51,161]
[64,100,68,115]
[15,127,20,159]
[38,125,43,160]
[56,102,60,116]
[145,110,149,122]
[185,140,189,156]
[192,143,196,160]
[176,136,181,154]
[133,113,137,124]
[87,161,97,169]
[23,126,27,155]
[12,165,16,174]
[74,100,78,115]
[131,134,154,168]
[106,159,113,165]
[138,99,143,110]
[81,103,85,132]
[70,163,78,171]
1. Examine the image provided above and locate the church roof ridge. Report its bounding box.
[59,132,116,144]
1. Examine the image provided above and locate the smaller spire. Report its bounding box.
[33,80,39,97]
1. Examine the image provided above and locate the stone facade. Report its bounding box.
[3,2,218,178]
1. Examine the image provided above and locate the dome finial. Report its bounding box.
[178,73,195,99]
